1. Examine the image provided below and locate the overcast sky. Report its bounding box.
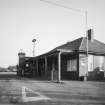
[0,0,105,67]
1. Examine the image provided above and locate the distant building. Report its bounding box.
[17,29,105,81]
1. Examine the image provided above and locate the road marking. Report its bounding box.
[22,86,50,102]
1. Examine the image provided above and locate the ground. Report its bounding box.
[0,72,105,105]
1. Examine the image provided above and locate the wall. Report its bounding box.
[61,53,78,80]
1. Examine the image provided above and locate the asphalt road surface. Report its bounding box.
[0,72,105,105]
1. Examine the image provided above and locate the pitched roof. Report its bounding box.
[49,37,83,53]
[48,37,105,55]
[80,37,105,54]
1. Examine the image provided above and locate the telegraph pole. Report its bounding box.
[83,10,88,81]
[40,0,89,81]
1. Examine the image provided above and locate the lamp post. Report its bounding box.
[32,39,36,57]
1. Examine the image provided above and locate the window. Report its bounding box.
[67,59,77,71]
[88,55,94,72]
[94,56,105,71]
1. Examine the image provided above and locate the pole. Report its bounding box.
[33,42,35,57]
[45,56,47,75]
[32,39,36,57]
[36,59,38,76]
[85,11,88,56]
[58,52,61,83]
[85,11,88,81]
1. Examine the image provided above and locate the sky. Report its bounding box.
[0,0,105,67]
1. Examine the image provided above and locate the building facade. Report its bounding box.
[17,32,105,81]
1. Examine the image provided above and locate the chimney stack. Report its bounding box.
[88,29,94,41]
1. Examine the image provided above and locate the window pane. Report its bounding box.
[67,59,77,71]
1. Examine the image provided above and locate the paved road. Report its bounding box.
[0,73,105,105]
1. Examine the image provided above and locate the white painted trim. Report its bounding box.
[22,86,50,102]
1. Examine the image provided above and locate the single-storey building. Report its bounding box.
[17,30,105,81]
